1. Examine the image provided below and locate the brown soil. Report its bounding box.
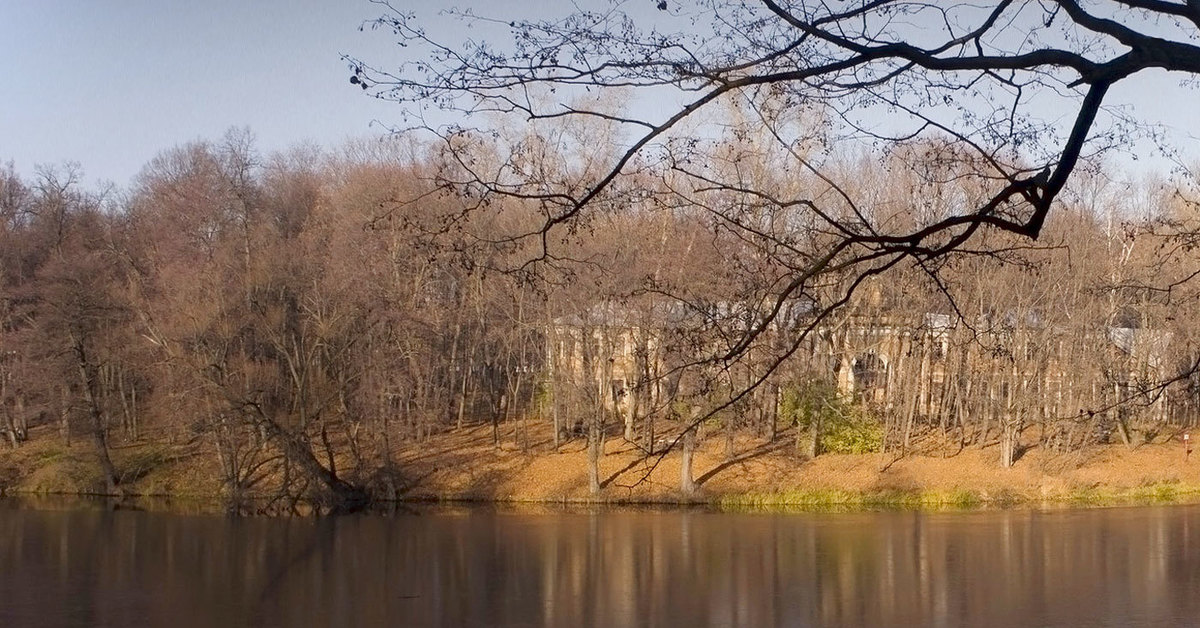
[394,421,1200,504]
[3,421,1198,507]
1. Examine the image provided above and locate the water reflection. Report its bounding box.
[1,502,1199,627]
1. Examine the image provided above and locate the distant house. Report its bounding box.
[544,298,1181,437]
[545,302,672,434]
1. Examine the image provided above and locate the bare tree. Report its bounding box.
[358,0,1200,292]
[342,3,1200,461]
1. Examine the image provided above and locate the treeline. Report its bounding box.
[2,127,1199,506]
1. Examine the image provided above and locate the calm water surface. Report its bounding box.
[2,499,1199,627]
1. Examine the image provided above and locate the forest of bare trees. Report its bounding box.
[2,116,1200,508]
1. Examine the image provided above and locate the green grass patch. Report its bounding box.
[719,480,1200,513]
[717,487,986,511]
[1063,481,1199,506]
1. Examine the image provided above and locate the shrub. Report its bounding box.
[780,380,882,455]
[822,412,884,454]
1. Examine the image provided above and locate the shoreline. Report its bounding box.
[3,423,1200,513]
[4,483,1200,514]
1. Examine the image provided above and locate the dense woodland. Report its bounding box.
[3,124,1200,507]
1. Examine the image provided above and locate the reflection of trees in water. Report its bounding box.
[249,516,338,624]
[343,509,1200,627]
[3,505,1200,626]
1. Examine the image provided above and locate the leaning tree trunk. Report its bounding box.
[248,405,367,512]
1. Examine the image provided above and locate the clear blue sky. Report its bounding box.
[2,1,1199,189]
[1,0,400,187]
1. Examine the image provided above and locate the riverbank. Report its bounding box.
[2,423,1199,510]
[393,423,1200,509]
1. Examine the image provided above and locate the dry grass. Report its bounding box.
[0,426,221,498]
[393,420,1200,507]
[4,419,1199,510]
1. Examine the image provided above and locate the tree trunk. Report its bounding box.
[766,383,778,442]
[551,378,561,451]
[644,408,656,455]
[1,380,18,448]
[999,416,1021,468]
[59,385,71,447]
[587,409,602,495]
[901,389,918,454]
[680,424,697,496]
[624,385,638,442]
[3,412,15,449]
[493,393,503,447]
[249,404,367,511]
[15,396,26,443]
[807,412,823,458]
[456,368,469,431]
[73,339,119,493]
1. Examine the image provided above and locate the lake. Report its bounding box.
[1,499,1199,627]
